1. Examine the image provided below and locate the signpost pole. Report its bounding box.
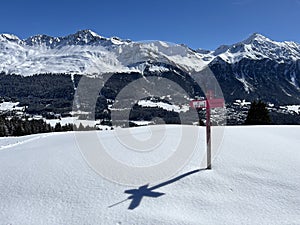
[206,92,212,170]
[206,105,211,169]
[190,90,224,170]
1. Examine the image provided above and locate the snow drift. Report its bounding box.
[0,125,300,225]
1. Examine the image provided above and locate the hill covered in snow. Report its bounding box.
[0,125,299,224]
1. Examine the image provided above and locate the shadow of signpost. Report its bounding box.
[109,169,202,210]
[125,184,165,210]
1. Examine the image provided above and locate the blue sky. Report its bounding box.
[0,0,300,50]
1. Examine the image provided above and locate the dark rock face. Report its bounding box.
[209,57,300,105]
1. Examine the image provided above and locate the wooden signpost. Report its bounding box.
[190,90,225,169]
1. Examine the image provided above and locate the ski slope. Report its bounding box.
[0,125,300,225]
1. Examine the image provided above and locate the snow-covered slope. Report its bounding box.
[0,126,300,225]
[0,30,206,76]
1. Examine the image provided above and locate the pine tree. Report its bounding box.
[78,123,84,131]
[245,100,271,125]
[54,122,62,132]
[0,123,8,136]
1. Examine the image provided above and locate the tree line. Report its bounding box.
[0,100,278,137]
[0,116,95,137]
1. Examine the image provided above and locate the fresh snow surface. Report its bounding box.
[0,125,300,225]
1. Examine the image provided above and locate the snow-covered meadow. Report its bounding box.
[0,125,299,225]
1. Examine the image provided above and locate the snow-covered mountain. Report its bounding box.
[1,30,300,107]
[0,30,206,76]
[202,33,300,64]
[206,34,300,104]
[1,30,300,76]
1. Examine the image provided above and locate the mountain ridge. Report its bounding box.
[0,29,207,76]
[0,30,300,106]
[1,30,300,76]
